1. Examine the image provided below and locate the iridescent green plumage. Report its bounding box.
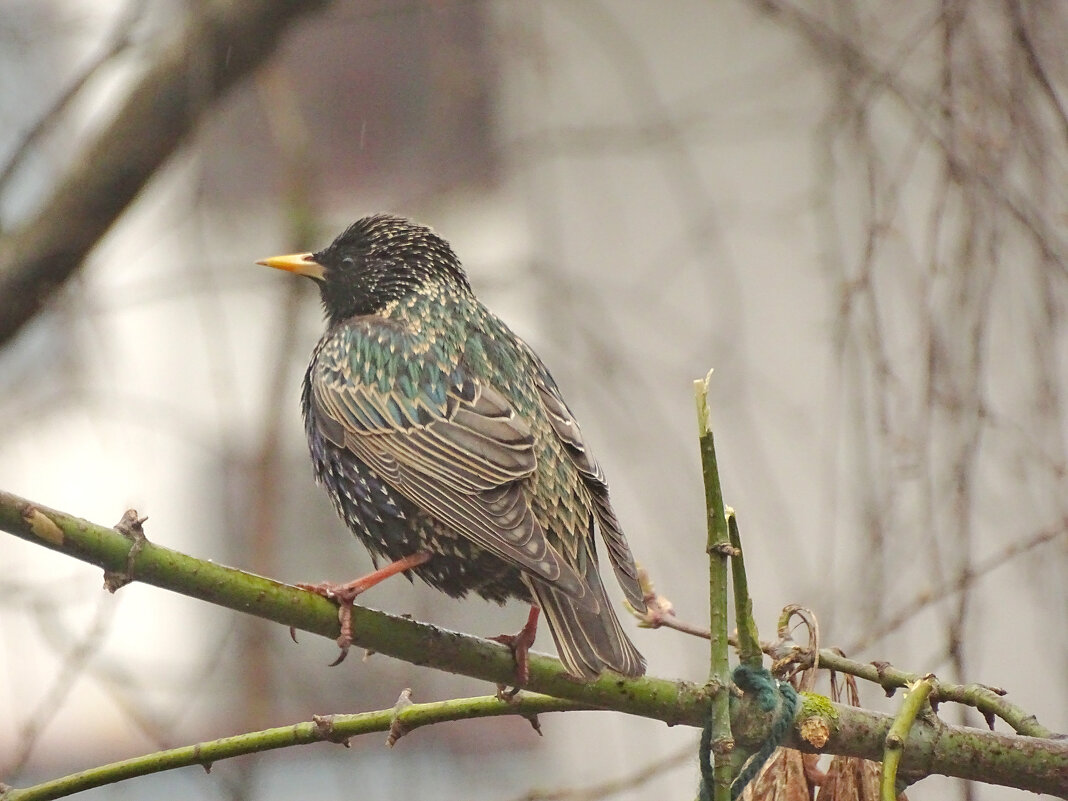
[289,215,645,678]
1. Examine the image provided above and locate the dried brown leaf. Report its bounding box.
[741,747,813,801]
[816,756,907,801]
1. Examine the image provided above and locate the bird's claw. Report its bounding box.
[495,683,521,702]
[295,581,364,666]
[328,599,356,666]
[491,606,541,689]
[490,631,533,687]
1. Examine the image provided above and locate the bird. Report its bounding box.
[257,214,646,681]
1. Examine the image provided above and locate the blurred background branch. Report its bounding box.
[0,0,328,347]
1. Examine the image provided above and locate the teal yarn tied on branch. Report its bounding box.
[698,664,799,801]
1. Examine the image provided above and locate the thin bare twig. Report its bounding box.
[506,745,693,801]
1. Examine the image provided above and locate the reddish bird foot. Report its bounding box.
[295,551,431,666]
[491,605,541,694]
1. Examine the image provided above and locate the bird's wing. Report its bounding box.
[533,372,646,610]
[308,318,593,606]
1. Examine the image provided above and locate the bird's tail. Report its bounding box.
[527,564,645,679]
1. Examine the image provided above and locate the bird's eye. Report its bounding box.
[341,256,356,270]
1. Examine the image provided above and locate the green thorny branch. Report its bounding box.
[694,370,735,800]
[630,570,1055,740]
[693,373,799,801]
[0,489,1065,798]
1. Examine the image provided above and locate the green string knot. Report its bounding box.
[698,665,799,801]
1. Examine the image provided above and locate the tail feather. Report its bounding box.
[527,569,645,679]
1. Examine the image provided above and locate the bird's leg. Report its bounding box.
[296,550,432,666]
[491,605,541,695]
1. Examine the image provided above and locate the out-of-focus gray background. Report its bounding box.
[1,2,1065,799]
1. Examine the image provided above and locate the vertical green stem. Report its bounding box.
[694,371,733,801]
[882,676,935,801]
[728,511,763,669]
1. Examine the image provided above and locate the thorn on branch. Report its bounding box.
[193,744,212,773]
[312,714,351,747]
[708,542,740,557]
[870,661,898,697]
[114,509,148,539]
[387,688,414,747]
[104,509,148,592]
[496,682,524,702]
[523,713,543,736]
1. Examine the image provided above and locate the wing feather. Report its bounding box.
[534,376,646,610]
[309,319,595,607]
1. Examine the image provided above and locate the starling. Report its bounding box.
[258,214,646,680]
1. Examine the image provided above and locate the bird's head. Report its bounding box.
[257,214,472,325]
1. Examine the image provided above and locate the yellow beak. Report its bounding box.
[256,252,326,280]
